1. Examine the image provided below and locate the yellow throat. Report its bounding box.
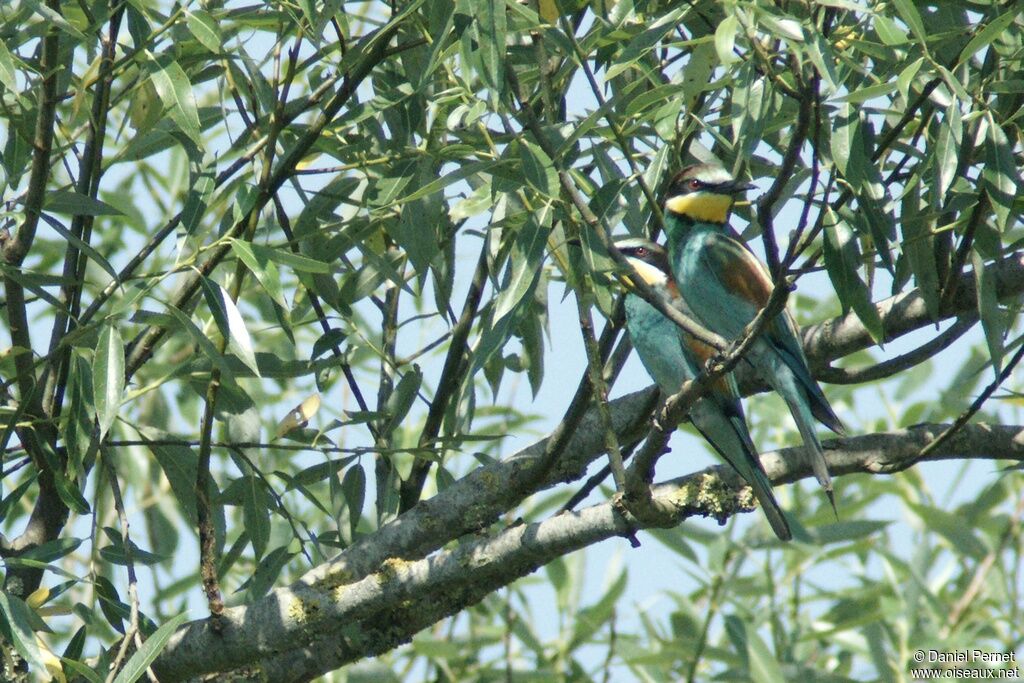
[665,193,734,223]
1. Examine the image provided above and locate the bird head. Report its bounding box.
[663,164,753,224]
[613,237,672,291]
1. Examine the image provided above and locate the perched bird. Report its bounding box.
[660,164,845,509]
[615,237,792,541]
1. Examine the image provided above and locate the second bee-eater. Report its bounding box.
[616,237,792,541]
[659,164,845,509]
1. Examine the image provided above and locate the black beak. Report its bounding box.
[725,180,755,194]
[567,237,582,247]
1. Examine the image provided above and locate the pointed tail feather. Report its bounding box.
[783,391,837,516]
[691,403,792,541]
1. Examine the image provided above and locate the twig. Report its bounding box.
[912,339,1024,466]
[817,315,976,384]
[400,241,490,512]
[102,448,158,683]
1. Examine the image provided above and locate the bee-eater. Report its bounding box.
[660,164,845,509]
[616,237,792,541]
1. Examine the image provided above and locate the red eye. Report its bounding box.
[688,179,701,190]
[635,247,648,257]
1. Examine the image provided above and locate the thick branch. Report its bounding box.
[152,423,1024,682]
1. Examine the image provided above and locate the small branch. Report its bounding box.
[757,84,811,276]
[910,339,1024,467]
[574,280,628,493]
[196,371,224,625]
[817,315,976,384]
[400,241,490,512]
[270,196,374,425]
[102,448,157,683]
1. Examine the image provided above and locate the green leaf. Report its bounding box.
[99,527,166,566]
[714,14,739,64]
[340,463,366,544]
[519,141,558,197]
[241,475,271,561]
[829,102,856,179]
[478,0,506,95]
[493,204,551,322]
[823,214,884,343]
[982,116,1019,234]
[199,277,261,377]
[149,56,202,144]
[248,242,331,274]
[44,190,124,216]
[899,185,940,323]
[0,592,51,676]
[605,5,687,79]
[111,612,189,683]
[229,239,287,307]
[24,0,88,40]
[186,9,222,52]
[143,430,200,525]
[383,366,423,436]
[906,501,988,560]
[0,41,17,91]
[288,455,358,487]
[39,213,120,283]
[958,9,1020,65]
[974,252,1004,374]
[747,628,786,683]
[93,324,125,438]
[243,546,294,601]
[891,0,928,47]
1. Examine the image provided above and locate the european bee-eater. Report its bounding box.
[660,164,845,509]
[616,237,792,541]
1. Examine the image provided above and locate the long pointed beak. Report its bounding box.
[726,180,755,194]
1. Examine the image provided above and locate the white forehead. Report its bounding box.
[699,165,735,184]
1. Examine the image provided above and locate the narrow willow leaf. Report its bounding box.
[0,593,50,676]
[830,102,856,178]
[0,41,17,91]
[93,324,125,438]
[958,9,1020,65]
[248,242,330,274]
[982,116,1019,234]
[519,141,558,197]
[973,252,1004,374]
[39,213,119,282]
[200,277,261,377]
[605,6,687,79]
[110,613,189,683]
[900,184,940,321]
[714,14,739,64]
[149,56,202,144]
[493,204,551,322]
[242,475,270,560]
[747,628,787,683]
[229,239,287,307]
[341,463,366,544]
[891,0,928,46]
[185,9,222,52]
[383,366,423,436]
[478,0,506,95]
[44,190,124,216]
[934,104,960,198]
[824,216,884,343]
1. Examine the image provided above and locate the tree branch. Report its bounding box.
[152,423,1024,681]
